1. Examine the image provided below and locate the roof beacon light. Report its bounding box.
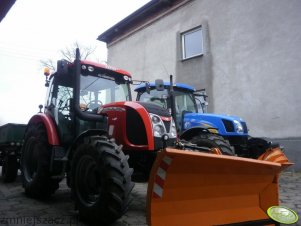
[44,67,50,76]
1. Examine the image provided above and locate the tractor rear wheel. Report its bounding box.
[21,123,59,198]
[189,133,235,155]
[2,155,18,182]
[71,136,134,225]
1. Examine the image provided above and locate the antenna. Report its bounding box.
[169,75,177,129]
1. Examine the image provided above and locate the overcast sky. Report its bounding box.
[0,0,150,126]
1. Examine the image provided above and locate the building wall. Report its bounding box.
[106,6,181,83]
[105,0,301,170]
[204,0,301,138]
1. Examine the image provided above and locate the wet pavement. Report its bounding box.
[0,169,300,226]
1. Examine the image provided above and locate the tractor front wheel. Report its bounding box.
[189,133,235,155]
[71,137,134,225]
[21,123,59,198]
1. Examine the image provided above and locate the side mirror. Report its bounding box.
[155,79,164,91]
[194,89,208,100]
[57,60,69,76]
[38,104,43,113]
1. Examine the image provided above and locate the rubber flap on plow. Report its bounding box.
[147,148,289,226]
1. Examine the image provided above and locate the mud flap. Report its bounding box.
[147,148,290,226]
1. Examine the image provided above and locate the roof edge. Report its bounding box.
[0,0,16,22]
[97,0,185,44]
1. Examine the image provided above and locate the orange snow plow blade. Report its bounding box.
[147,148,293,226]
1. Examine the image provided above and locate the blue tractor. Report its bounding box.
[134,77,261,157]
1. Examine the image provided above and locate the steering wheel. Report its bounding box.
[150,97,165,102]
[86,100,103,110]
[150,97,167,108]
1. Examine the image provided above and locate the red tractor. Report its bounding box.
[20,49,176,224]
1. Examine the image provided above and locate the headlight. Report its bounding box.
[88,66,94,72]
[233,120,244,133]
[152,115,161,124]
[170,125,177,137]
[150,113,177,138]
[154,125,165,137]
[170,120,177,138]
[150,113,165,137]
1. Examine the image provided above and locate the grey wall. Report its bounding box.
[271,138,301,172]
[206,0,301,139]
[106,15,179,83]
[105,0,301,170]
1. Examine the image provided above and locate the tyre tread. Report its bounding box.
[71,137,134,225]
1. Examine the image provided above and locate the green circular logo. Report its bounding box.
[267,206,299,224]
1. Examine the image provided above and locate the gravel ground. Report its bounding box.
[0,169,300,226]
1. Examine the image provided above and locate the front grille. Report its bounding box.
[126,107,147,145]
[163,120,171,133]
[222,119,235,132]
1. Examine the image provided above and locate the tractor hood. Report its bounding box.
[183,112,248,136]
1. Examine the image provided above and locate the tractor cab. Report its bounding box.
[135,81,201,131]
[44,57,132,145]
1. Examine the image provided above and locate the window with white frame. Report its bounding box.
[181,27,203,60]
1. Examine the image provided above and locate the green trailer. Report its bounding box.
[0,123,26,182]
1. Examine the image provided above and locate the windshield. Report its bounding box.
[80,73,130,111]
[138,88,198,114]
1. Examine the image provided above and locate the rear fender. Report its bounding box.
[27,114,60,145]
[67,129,108,161]
[180,126,212,141]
